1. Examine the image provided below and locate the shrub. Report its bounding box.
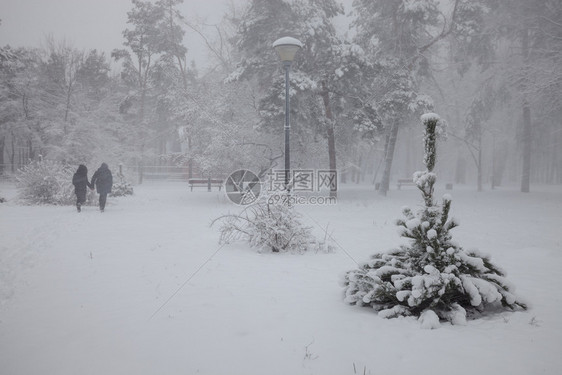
[214,193,331,253]
[16,159,74,205]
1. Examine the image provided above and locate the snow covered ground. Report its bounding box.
[1,180,561,375]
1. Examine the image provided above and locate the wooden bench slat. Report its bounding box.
[188,178,223,192]
[188,179,223,184]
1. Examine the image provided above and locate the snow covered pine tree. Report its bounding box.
[343,113,527,327]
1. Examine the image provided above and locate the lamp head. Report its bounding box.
[273,37,303,62]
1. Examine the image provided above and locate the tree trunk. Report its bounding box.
[320,81,337,198]
[187,136,193,179]
[28,137,34,161]
[379,120,399,196]
[357,154,363,184]
[0,136,5,175]
[520,27,531,193]
[549,130,557,183]
[327,126,337,197]
[477,134,483,192]
[455,156,466,184]
[493,140,508,187]
[555,131,562,184]
[10,132,16,173]
[520,100,531,192]
[64,84,72,125]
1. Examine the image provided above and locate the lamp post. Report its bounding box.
[273,37,302,191]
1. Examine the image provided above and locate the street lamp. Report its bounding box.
[273,36,303,191]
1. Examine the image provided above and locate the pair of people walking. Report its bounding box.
[72,163,113,212]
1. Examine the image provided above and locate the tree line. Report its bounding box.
[1,0,561,193]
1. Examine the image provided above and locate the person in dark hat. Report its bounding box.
[72,164,92,212]
[90,163,113,212]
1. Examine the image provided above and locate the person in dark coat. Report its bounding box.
[90,162,113,212]
[72,164,92,212]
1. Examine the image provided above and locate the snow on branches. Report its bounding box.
[213,193,332,254]
[16,159,75,205]
[343,113,527,327]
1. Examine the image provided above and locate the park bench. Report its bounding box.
[188,177,223,192]
[397,178,416,189]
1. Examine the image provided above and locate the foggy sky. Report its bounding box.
[0,0,229,67]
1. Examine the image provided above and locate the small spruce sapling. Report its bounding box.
[111,167,134,197]
[343,113,527,325]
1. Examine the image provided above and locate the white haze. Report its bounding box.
[0,0,229,68]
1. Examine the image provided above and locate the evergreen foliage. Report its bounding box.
[343,113,527,325]
[110,169,134,197]
[15,159,74,205]
[228,0,381,173]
